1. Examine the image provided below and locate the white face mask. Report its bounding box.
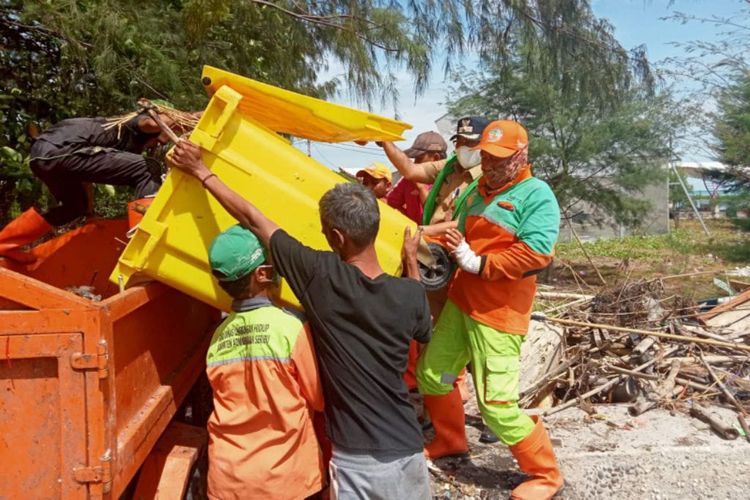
[456,146,481,169]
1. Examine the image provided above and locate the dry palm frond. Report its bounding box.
[103,98,200,139]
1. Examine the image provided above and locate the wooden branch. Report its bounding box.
[519,355,580,403]
[532,314,750,353]
[629,385,683,416]
[690,405,739,440]
[603,364,710,392]
[678,323,742,344]
[651,270,728,281]
[662,355,750,365]
[563,216,607,286]
[537,291,594,300]
[657,359,682,398]
[700,352,747,415]
[248,0,400,52]
[633,337,657,355]
[544,297,591,314]
[544,346,679,416]
[738,414,750,444]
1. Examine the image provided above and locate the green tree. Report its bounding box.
[1,0,677,224]
[715,74,750,176]
[2,0,432,222]
[448,8,678,227]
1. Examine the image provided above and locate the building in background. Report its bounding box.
[558,175,670,243]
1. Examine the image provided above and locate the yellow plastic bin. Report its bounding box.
[110,67,414,310]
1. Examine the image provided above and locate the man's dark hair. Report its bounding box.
[214,272,253,299]
[319,182,380,247]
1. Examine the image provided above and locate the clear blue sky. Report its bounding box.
[304,0,746,171]
[592,0,742,62]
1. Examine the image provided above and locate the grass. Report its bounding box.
[557,219,750,264]
[549,219,750,300]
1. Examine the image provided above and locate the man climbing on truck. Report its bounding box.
[379,117,490,230]
[0,101,194,263]
[171,139,433,500]
[204,224,326,500]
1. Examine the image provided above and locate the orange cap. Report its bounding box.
[356,162,393,183]
[474,120,528,158]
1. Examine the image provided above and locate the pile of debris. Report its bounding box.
[527,279,750,441]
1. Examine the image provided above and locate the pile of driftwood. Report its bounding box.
[527,279,750,441]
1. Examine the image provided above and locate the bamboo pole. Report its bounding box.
[563,217,607,286]
[671,162,710,236]
[531,314,750,353]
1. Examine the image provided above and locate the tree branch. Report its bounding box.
[0,16,93,48]
[247,0,400,52]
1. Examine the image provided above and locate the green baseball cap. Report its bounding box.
[209,225,267,281]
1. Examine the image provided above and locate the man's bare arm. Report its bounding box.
[420,220,458,237]
[170,140,280,245]
[401,226,422,281]
[380,142,434,184]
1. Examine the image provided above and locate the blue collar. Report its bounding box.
[232,296,273,312]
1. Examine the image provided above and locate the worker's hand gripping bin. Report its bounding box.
[110,66,416,310]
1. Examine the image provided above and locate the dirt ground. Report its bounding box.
[428,382,750,500]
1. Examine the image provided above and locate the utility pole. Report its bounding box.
[670,162,710,236]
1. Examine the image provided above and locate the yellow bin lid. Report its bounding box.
[200,65,411,142]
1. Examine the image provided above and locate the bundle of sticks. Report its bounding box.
[104,98,200,143]
[528,279,750,442]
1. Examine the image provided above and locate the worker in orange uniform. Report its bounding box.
[355,162,392,199]
[417,120,564,499]
[205,224,325,500]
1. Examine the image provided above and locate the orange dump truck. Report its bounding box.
[0,219,220,498]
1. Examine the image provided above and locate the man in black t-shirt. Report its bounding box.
[171,139,433,500]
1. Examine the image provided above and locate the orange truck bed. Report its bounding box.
[0,219,219,498]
